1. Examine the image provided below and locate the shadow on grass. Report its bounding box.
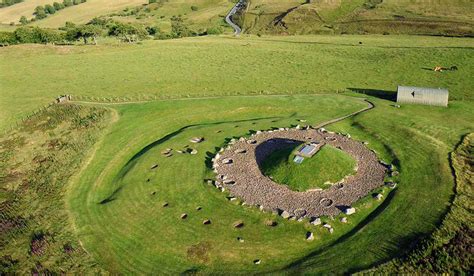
[99,186,123,205]
[282,189,398,273]
[100,115,293,204]
[348,88,397,102]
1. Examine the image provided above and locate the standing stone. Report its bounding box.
[306,232,314,241]
[281,211,291,219]
[344,207,356,215]
[310,217,321,226]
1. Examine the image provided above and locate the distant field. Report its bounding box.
[0,0,54,24]
[1,34,473,131]
[110,0,233,33]
[242,0,474,35]
[33,0,147,28]
[0,0,147,26]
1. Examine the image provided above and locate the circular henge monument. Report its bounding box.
[212,127,387,218]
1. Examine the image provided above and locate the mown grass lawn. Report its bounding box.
[261,144,357,191]
[66,93,473,273]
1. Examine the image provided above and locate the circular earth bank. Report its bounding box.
[212,127,386,218]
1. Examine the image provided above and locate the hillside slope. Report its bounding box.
[0,0,147,26]
[242,0,474,36]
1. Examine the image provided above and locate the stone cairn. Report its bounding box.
[210,126,387,220]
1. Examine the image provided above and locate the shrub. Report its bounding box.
[13,27,65,44]
[63,0,73,7]
[0,31,17,45]
[191,5,198,11]
[44,4,56,14]
[0,0,24,8]
[146,26,160,36]
[34,6,47,20]
[19,16,28,25]
[170,16,195,38]
[206,26,223,35]
[53,2,65,10]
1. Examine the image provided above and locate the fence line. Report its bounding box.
[69,89,351,104]
[2,90,352,136]
[2,99,57,137]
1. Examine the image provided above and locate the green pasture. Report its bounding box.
[1,34,473,131]
[66,93,473,273]
[261,144,357,191]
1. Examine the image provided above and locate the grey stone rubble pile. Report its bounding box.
[212,127,386,218]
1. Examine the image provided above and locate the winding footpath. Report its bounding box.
[226,0,245,35]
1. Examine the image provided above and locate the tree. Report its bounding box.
[44,4,56,14]
[108,22,148,43]
[19,16,28,25]
[73,0,81,5]
[170,16,195,38]
[66,24,101,44]
[53,2,65,10]
[34,6,47,20]
[63,0,73,7]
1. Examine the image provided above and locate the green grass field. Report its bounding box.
[1,35,473,131]
[261,144,357,191]
[0,12,473,272]
[62,93,472,273]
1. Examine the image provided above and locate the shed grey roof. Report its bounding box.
[398,86,448,95]
[397,86,449,107]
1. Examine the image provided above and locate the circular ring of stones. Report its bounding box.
[212,127,386,218]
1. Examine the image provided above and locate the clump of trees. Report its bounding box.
[0,0,23,8]
[107,21,148,43]
[30,0,87,22]
[1,13,225,46]
[0,27,66,46]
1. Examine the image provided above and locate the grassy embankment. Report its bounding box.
[261,144,357,191]
[0,104,112,274]
[1,34,472,131]
[368,133,473,274]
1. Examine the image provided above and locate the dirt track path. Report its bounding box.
[316,99,374,128]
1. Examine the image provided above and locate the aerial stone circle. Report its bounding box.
[212,126,387,218]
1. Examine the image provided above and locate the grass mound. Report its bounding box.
[261,144,357,191]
